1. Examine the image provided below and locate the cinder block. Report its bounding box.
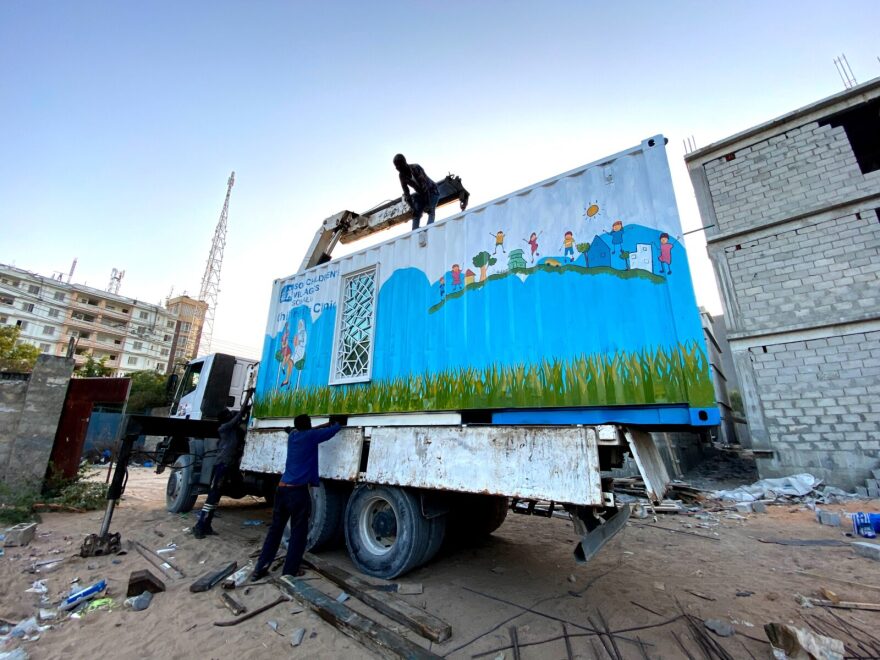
[816,510,841,527]
[4,522,37,547]
[852,542,880,562]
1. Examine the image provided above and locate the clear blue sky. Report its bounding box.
[2,1,878,357]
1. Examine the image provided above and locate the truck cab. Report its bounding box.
[171,353,256,420]
[157,353,269,512]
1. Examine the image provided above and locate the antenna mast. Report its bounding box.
[193,171,235,356]
[107,268,125,294]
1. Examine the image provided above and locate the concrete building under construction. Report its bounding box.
[686,78,880,489]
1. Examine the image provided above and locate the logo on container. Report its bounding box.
[279,284,294,302]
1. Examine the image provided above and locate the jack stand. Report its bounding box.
[81,426,137,557]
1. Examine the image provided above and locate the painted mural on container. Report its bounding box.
[253,138,715,420]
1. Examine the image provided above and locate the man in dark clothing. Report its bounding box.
[251,414,341,580]
[394,153,440,230]
[192,391,253,539]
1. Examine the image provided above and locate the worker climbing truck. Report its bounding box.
[156,137,719,579]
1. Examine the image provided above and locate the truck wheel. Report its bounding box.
[419,514,447,566]
[166,455,199,513]
[307,481,351,552]
[344,485,430,579]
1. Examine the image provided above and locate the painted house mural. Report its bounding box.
[254,137,717,425]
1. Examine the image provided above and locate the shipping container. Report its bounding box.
[254,136,719,428]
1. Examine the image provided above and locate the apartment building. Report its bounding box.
[165,294,208,373]
[0,264,179,376]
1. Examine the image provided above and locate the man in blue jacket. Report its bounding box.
[251,414,341,580]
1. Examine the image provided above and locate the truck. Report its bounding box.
[155,137,719,579]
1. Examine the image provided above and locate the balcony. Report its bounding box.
[100,306,132,322]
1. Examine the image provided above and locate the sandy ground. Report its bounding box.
[2,467,879,659]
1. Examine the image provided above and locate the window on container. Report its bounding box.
[819,97,880,174]
[331,266,378,384]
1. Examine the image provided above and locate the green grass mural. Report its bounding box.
[253,341,715,418]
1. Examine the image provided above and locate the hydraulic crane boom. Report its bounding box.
[299,174,469,273]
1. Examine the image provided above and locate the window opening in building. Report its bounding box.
[48,308,59,318]
[331,266,378,384]
[127,356,138,365]
[27,285,40,295]
[54,291,65,301]
[22,303,34,313]
[819,96,880,174]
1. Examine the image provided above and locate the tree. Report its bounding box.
[126,370,169,413]
[472,251,497,281]
[75,352,112,377]
[0,326,41,372]
[576,242,590,267]
[619,249,631,270]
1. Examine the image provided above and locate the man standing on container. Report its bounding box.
[251,414,341,580]
[394,153,440,230]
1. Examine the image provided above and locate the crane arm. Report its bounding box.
[298,174,469,273]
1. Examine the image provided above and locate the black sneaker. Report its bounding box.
[250,568,268,582]
[192,526,205,540]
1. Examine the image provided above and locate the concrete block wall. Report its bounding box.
[0,377,29,481]
[724,209,880,333]
[703,121,880,237]
[746,330,880,489]
[0,355,74,490]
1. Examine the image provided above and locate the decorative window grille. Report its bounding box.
[331,266,377,384]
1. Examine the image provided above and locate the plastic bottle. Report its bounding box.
[59,580,107,611]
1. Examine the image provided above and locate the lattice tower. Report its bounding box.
[192,171,235,356]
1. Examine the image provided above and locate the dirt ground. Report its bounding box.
[2,467,879,659]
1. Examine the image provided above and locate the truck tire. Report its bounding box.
[418,514,447,566]
[344,485,430,579]
[307,481,350,552]
[166,455,199,513]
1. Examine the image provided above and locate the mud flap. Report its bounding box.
[573,504,630,563]
[625,428,670,503]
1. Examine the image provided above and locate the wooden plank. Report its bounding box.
[276,575,442,660]
[219,591,247,616]
[303,553,452,643]
[190,561,238,593]
[793,571,880,593]
[808,598,880,612]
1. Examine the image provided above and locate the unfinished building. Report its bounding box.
[686,78,880,489]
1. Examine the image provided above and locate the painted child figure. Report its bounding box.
[562,231,575,262]
[658,233,674,275]
[451,264,463,291]
[491,231,506,254]
[279,322,294,387]
[610,220,624,254]
[524,232,540,263]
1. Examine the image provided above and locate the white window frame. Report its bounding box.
[329,264,379,385]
